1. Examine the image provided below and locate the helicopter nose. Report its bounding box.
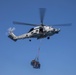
[55,28,60,34]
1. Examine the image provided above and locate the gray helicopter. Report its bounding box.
[8,8,71,41]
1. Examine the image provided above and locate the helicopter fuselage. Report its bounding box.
[26,26,60,39]
[8,26,60,41]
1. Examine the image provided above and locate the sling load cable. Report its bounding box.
[34,39,42,68]
[31,40,42,69]
[35,39,42,61]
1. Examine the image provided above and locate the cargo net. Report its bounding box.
[31,48,41,69]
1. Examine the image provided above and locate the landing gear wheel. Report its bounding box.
[47,37,50,39]
[29,39,31,41]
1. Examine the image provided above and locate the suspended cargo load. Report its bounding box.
[31,41,41,69]
[31,59,40,69]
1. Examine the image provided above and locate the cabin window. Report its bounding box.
[36,30,38,32]
[31,32,33,34]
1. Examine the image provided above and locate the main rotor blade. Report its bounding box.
[13,21,39,26]
[39,8,46,24]
[51,23,72,26]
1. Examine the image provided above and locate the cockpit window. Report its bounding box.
[28,28,34,32]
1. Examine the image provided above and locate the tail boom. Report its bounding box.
[8,32,31,41]
[8,32,17,41]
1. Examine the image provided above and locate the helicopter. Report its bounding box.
[8,8,71,41]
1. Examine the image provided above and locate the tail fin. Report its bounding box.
[8,28,17,41]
